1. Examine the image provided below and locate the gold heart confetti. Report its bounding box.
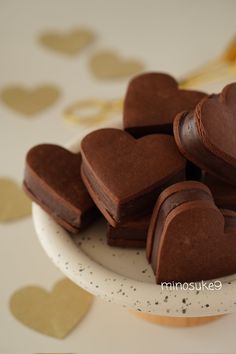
[64,98,123,126]
[0,178,31,222]
[10,278,93,339]
[39,28,95,56]
[89,50,144,79]
[1,85,60,116]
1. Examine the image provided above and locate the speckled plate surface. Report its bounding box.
[33,119,236,317]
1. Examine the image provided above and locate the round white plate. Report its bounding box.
[33,119,236,317]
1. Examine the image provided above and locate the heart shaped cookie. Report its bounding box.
[39,28,95,56]
[10,279,93,339]
[24,144,98,233]
[123,72,206,137]
[147,181,236,283]
[174,83,236,185]
[80,128,186,226]
[89,50,144,79]
[1,85,60,116]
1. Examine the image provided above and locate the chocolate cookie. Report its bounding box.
[203,172,236,211]
[107,214,150,248]
[147,181,236,283]
[24,144,98,233]
[80,128,186,226]
[174,83,236,186]
[123,72,206,137]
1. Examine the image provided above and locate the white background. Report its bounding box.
[1,0,236,353]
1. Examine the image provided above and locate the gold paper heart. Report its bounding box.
[10,279,93,339]
[89,50,144,79]
[1,85,60,116]
[0,178,31,222]
[39,28,95,56]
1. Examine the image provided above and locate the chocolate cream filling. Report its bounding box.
[126,123,173,138]
[107,218,149,241]
[107,237,146,248]
[150,189,212,273]
[24,179,98,231]
[24,169,83,229]
[82,160,185,224]
[179,112,236,185]
[217,202,236,212]
[224,214,236,229]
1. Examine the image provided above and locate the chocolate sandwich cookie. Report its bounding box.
[174,83,236,186]
[24,144,98,233]
[123,72,206,137]
[107,214,150,248]
[147,181,236,283]
[203,172,236,211]
[81,128,186,226]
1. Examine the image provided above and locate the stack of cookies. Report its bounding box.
[24,72,236,283]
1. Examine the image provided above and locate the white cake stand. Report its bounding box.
[32,119,236,326]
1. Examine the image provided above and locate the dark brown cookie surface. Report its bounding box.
[174,83,236,185]
[81,128,186,226]
[147,181,236,283]
[123,72,206,137]
[24,144,98,233]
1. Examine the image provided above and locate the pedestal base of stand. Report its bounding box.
[130,310,224,327]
